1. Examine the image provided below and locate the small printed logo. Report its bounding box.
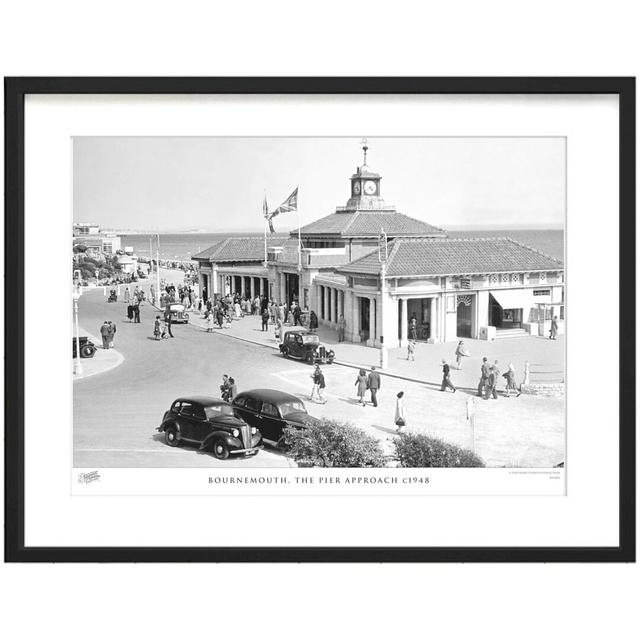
[78,470,101,484]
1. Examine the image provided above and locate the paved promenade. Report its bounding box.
[187,305,565,392]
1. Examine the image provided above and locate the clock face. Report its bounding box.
[363,180,377,195]
[353,181,361,195]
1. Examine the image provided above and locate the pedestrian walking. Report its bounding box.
[127,304,134,322]
[395,391,407,432]
[124,287,130,303]
[409,316,418,341]
[310,365,327,403]
[166,313,174,337]
[220,374,230,401]
[207,312,214,332]
[406,339,416,361]
[154,316,161,340]
[337,314,346,342]
[550,315,558,340]
[477,357,491,397]
[367,366,381,407]
[440,359,457,393]
[455,340,470,369]
[108,321,117,348]
[309,310,318,333]
[100,321,111,349]
[227,377,238,401]
[133,302,141,323]
[293,303,302,326]
[261,308,270,331]
[503,363,520,397]
[355,369,368,406]
[484,360,501,400]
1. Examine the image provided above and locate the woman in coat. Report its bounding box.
[455,340,469,369]
[395,391,407,432]
[309,310,318,332]
[355,369,368,406]
[503,363,519,397]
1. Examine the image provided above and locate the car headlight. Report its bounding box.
[251,427,257,435]
[232,429,240,438]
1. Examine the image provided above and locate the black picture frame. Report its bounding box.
[4,77,635,563]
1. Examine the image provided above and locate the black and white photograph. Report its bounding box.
[72,136,566,474]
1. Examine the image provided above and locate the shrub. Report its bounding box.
[283,419,386,468]
[393,432,485,467]
[73,244,87,253]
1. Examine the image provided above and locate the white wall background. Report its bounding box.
[1,2,637,640]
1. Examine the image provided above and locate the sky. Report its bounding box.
[73,137,565,232]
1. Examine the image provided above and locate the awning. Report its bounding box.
[490,288,536,310]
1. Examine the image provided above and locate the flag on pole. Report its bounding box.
[264,187,298,233]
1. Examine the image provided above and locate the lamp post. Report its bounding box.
[72,289,83,375]
[379,259,388,369]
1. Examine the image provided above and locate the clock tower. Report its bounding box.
[344,141,388,211]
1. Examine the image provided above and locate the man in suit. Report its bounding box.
[367,366,381,407]
[477,357,491,397]
[100,321,111,349]
[484,360,501,400]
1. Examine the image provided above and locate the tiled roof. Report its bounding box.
[337,237,564,277]
[192,236,286,262]
[297,211,446,238]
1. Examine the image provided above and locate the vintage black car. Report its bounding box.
[279,328,335,364]
[232,389,320,447]
[72,336,97,359]
[157,395,262,460]
[164,303,190,324]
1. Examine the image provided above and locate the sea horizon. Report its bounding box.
[119,226,564,262]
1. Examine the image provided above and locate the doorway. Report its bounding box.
[284,272,299,307]
[359,297,370,342]
[456,295,473,338]
[407,298,431,341]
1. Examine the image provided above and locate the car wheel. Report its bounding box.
[80,344,96,358]
[276,436,289,451]
[305,352,314,364]
[282,347,289,358]
[212,440,230,460]
[164,426,179,447]
[183,313,189,321]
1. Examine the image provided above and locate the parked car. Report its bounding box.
[164,303,190,324]
[279,328,335,364]
[232,389,320,447]
[72,336,97,359]
[157,395,262,460]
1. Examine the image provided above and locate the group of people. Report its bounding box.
[153,314,174,340]
[99,320,117,349]
[477,357,519,399]
[219,374,237,402]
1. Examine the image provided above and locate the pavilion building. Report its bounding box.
[193,146,564,346]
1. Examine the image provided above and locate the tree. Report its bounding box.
[283,419,386,468]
